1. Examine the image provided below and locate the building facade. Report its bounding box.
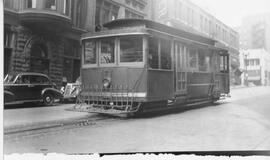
[4,0,149,86]
[238,13,270,53]
[95,0,149,29]
[240,49,270,86]
[150,0,240,85]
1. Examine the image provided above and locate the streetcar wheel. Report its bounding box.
[43,93,55,106]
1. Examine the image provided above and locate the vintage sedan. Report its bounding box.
[4,72,63,106]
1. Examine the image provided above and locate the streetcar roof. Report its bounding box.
[82,19,223,49]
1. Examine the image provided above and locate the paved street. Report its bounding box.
[4,86,270,154]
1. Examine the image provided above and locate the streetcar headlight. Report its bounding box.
[102,78,111,89]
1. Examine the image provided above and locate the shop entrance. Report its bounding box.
[30,43,49,75]
[73,59,80,82]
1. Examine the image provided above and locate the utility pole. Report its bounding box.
[244,52,249,86]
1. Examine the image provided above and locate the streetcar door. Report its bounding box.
[175,43,187,95]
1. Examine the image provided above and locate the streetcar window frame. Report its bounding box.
[83,40,98,67]
[82,36,146,68]
[160,38,172,70]
[188,47,199,71]
[148,36,159,69]
[197,48,213,72]
[118,35,145,67]
[148,36,173,71]
[99,37,117,66]
[219,53,229,73]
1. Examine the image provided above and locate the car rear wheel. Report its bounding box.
[43,93,55,106]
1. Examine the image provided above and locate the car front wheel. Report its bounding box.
[43,93,55,106]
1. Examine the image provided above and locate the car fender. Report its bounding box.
[42,88,63,99]
[4,90,15,102]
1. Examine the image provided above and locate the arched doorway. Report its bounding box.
[30,43,50,75]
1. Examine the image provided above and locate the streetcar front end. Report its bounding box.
[76,29,149,115]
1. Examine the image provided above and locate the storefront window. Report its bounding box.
[4,0,13,9]
[125,9,143,19]
[96,0,120,26]
[100,38,115,64]
[250,59,254,66]
[255,59,260,66]
[120,36,143,63]
[75,1,82,27]
[45,0,56,10]
[84,41,96,64]
[95,2,101,26]
[26,0,36,8]
[102,9,110,23]
[63,0,70,15]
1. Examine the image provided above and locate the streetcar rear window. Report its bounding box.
[84,41,96,64]
[120,36,143,63]
[219,54,229,72]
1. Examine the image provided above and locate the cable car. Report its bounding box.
[74,19,230,116]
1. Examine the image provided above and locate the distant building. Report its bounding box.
[4,0,149,85]
[150,0,240,85]
[95,0,149,29]
[240,49,270,86]
[238,13,270,53]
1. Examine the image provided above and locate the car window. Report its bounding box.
[15,75,30,84]
[30,75,49,84]
[4,74,16,83]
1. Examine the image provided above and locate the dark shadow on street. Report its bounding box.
[133,100,228,119]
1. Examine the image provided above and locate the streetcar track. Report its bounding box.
[4,115,123,142]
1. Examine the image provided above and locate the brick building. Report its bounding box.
[4,0,149,86]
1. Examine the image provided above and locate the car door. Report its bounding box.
[13,75,32,101]
[29,75,50,100]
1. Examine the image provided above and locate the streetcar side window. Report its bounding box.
[148,37,172,70]
[120,36,143,63]
[188,48,198,69]
[198,49,207,71]
[84,41,97,65]
[148,37,159,69]
[160,38,172,70]
[100,38,115,64]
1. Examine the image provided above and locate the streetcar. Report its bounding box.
[74,19,230,116]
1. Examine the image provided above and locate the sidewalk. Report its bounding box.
[229,86,270,101]
[4,103,92,134]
